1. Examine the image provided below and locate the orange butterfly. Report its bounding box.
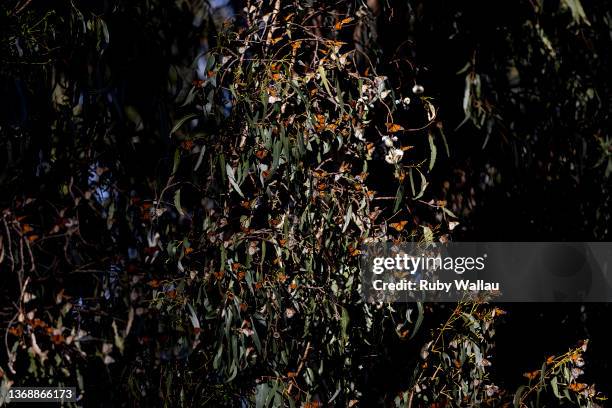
[348,245,361,256]
[334,17,354,30]
[390,220,408,232]
[386,123,404,133]
[568,383,587,392]
[255,149,268,159]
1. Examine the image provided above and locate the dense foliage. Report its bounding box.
[1,0,610,407]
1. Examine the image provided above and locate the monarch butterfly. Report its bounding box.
[255,149,268,159]
[568,383,587,392]
[147,279,161,288]
[398,329,410,339]
[390,220,408,231]
[348,245,361,256]
[268,37,283,45]
[334,17,353,30]
[386,123,404,133]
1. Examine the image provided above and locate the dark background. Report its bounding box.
[2,0,611,404]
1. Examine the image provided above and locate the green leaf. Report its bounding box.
[562,0,590,26]
[317,66,333,98]
[341,306,350,341]
[172,148,180,174]
[250,317,262,353]
[174,189,185,216]
[551,376,562,399]
[438,126,450,157]
[539,362,547,385]
[225,164,245,197]
[414,169,428,199]
[428,133,437,171]
[170,113,198,137]
[112,320,124,354]
[393,183,405,212]
[410,302,425,340]
[181,87,198,107]
[514,385,527,408]
[205,54,216,71]
[422,226,434,244]
[187,303,200,332]
[442,207,458,218]
[255,383,269,408]
[342,204,352,233]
